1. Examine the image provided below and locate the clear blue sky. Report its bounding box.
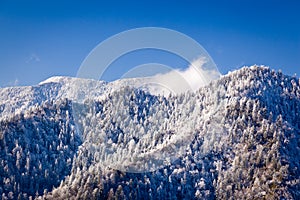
[0,0,299,87]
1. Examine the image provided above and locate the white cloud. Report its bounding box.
[144,56,221,95]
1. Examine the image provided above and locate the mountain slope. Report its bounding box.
[0,66,299,199]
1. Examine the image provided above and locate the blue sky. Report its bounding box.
[0,0,299,87]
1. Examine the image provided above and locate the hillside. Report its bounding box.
[0,66,299,199]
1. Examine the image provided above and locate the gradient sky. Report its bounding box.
[0,0,299,87]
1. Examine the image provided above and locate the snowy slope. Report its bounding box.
[0,77,106,120]
[0,66,299,199]
[0,75,172,121]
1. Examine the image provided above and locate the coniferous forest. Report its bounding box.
[0,66,299,199]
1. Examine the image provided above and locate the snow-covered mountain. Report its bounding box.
[0,66,299,199]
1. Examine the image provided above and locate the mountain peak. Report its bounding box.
[39,76,72,85]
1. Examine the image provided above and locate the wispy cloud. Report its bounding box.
[6,78,19,87]
[26,53,40,63]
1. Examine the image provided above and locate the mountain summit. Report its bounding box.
[0,66,299,199]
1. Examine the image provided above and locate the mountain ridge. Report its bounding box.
[0,66,299,199]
